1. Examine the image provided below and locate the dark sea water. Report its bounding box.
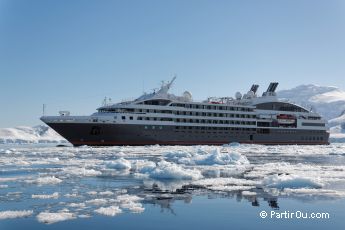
[0,144,344,230]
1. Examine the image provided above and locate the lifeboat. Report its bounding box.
[276,114,296,124]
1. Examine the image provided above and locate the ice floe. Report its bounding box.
[0,210,33,220]
[61,167,102,177]
[106,158,132,170]
[262,174,323,189]
[36,211,76,224]
[85,198,108,206]
[32,192,59,199]
[148,160,203,180]
[94,206,122,216]
[29,176,62,185]
[164,147,249,166]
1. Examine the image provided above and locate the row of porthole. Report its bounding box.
[301,136,324,141]
[144,126,163,130]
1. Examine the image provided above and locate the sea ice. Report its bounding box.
[85,198,108,206]
[148,160,203,180]
[32,192,59,199]
[262,174,323,189]
[94,206,122,216]
[0,210,33,220]
[36,211,76,224]
[32,176,62,185]
[164,147,249,166]
[106,158,131,170]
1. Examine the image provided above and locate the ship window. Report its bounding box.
[122,116,125,120]
[302,122,325,127]
[256,102,308,112]
[130,116,133,120]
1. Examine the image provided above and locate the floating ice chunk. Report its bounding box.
[164,150,192,161]
[62,167,102,177]
[131,160,156,173]
[117,194,144,213]
[33,176,62,185]
[194,177,257,187]
[0,210,33,219]
[120,202,145,213]
[36,211,76,224]
[209,185,256,192]
[242,191,257,196]
[99,191,114,196]
[67,202,86,208]
[282,188,345,198]
[32,192,59,199]
[192,148,249,165]
[106,158,131,170]
[0,177,19,182]
[95,206,122,216]
[117,194,143,203]
[0,184,8,188]
[64,193,80,198]
[262,174,323,189]
[149,161,203,180]
[85,198,108,206]
[164,148,249,166]
[3,150,12,154]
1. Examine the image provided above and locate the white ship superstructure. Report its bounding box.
[41,78,329,146]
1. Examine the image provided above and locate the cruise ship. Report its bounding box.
[41,77,329,146]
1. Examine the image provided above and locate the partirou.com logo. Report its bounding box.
[259,210,330,219]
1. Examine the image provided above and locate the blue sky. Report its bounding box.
[1,0,345,127]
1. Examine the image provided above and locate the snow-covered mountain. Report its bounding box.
[0,125,67,144]
[278,84,345,121]
[278,84,345,140]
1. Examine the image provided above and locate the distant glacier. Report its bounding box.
[0,125,67,144]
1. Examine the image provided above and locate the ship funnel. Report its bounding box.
[266,82,279,93]
[262,82,279,96]
[250,84,259,94]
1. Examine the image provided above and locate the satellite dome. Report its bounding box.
[235,92,242,100]
[183,91,192,101]
[246,90,255,98]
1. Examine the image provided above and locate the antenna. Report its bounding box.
[42,104,46,116]
[102,97,107,106]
